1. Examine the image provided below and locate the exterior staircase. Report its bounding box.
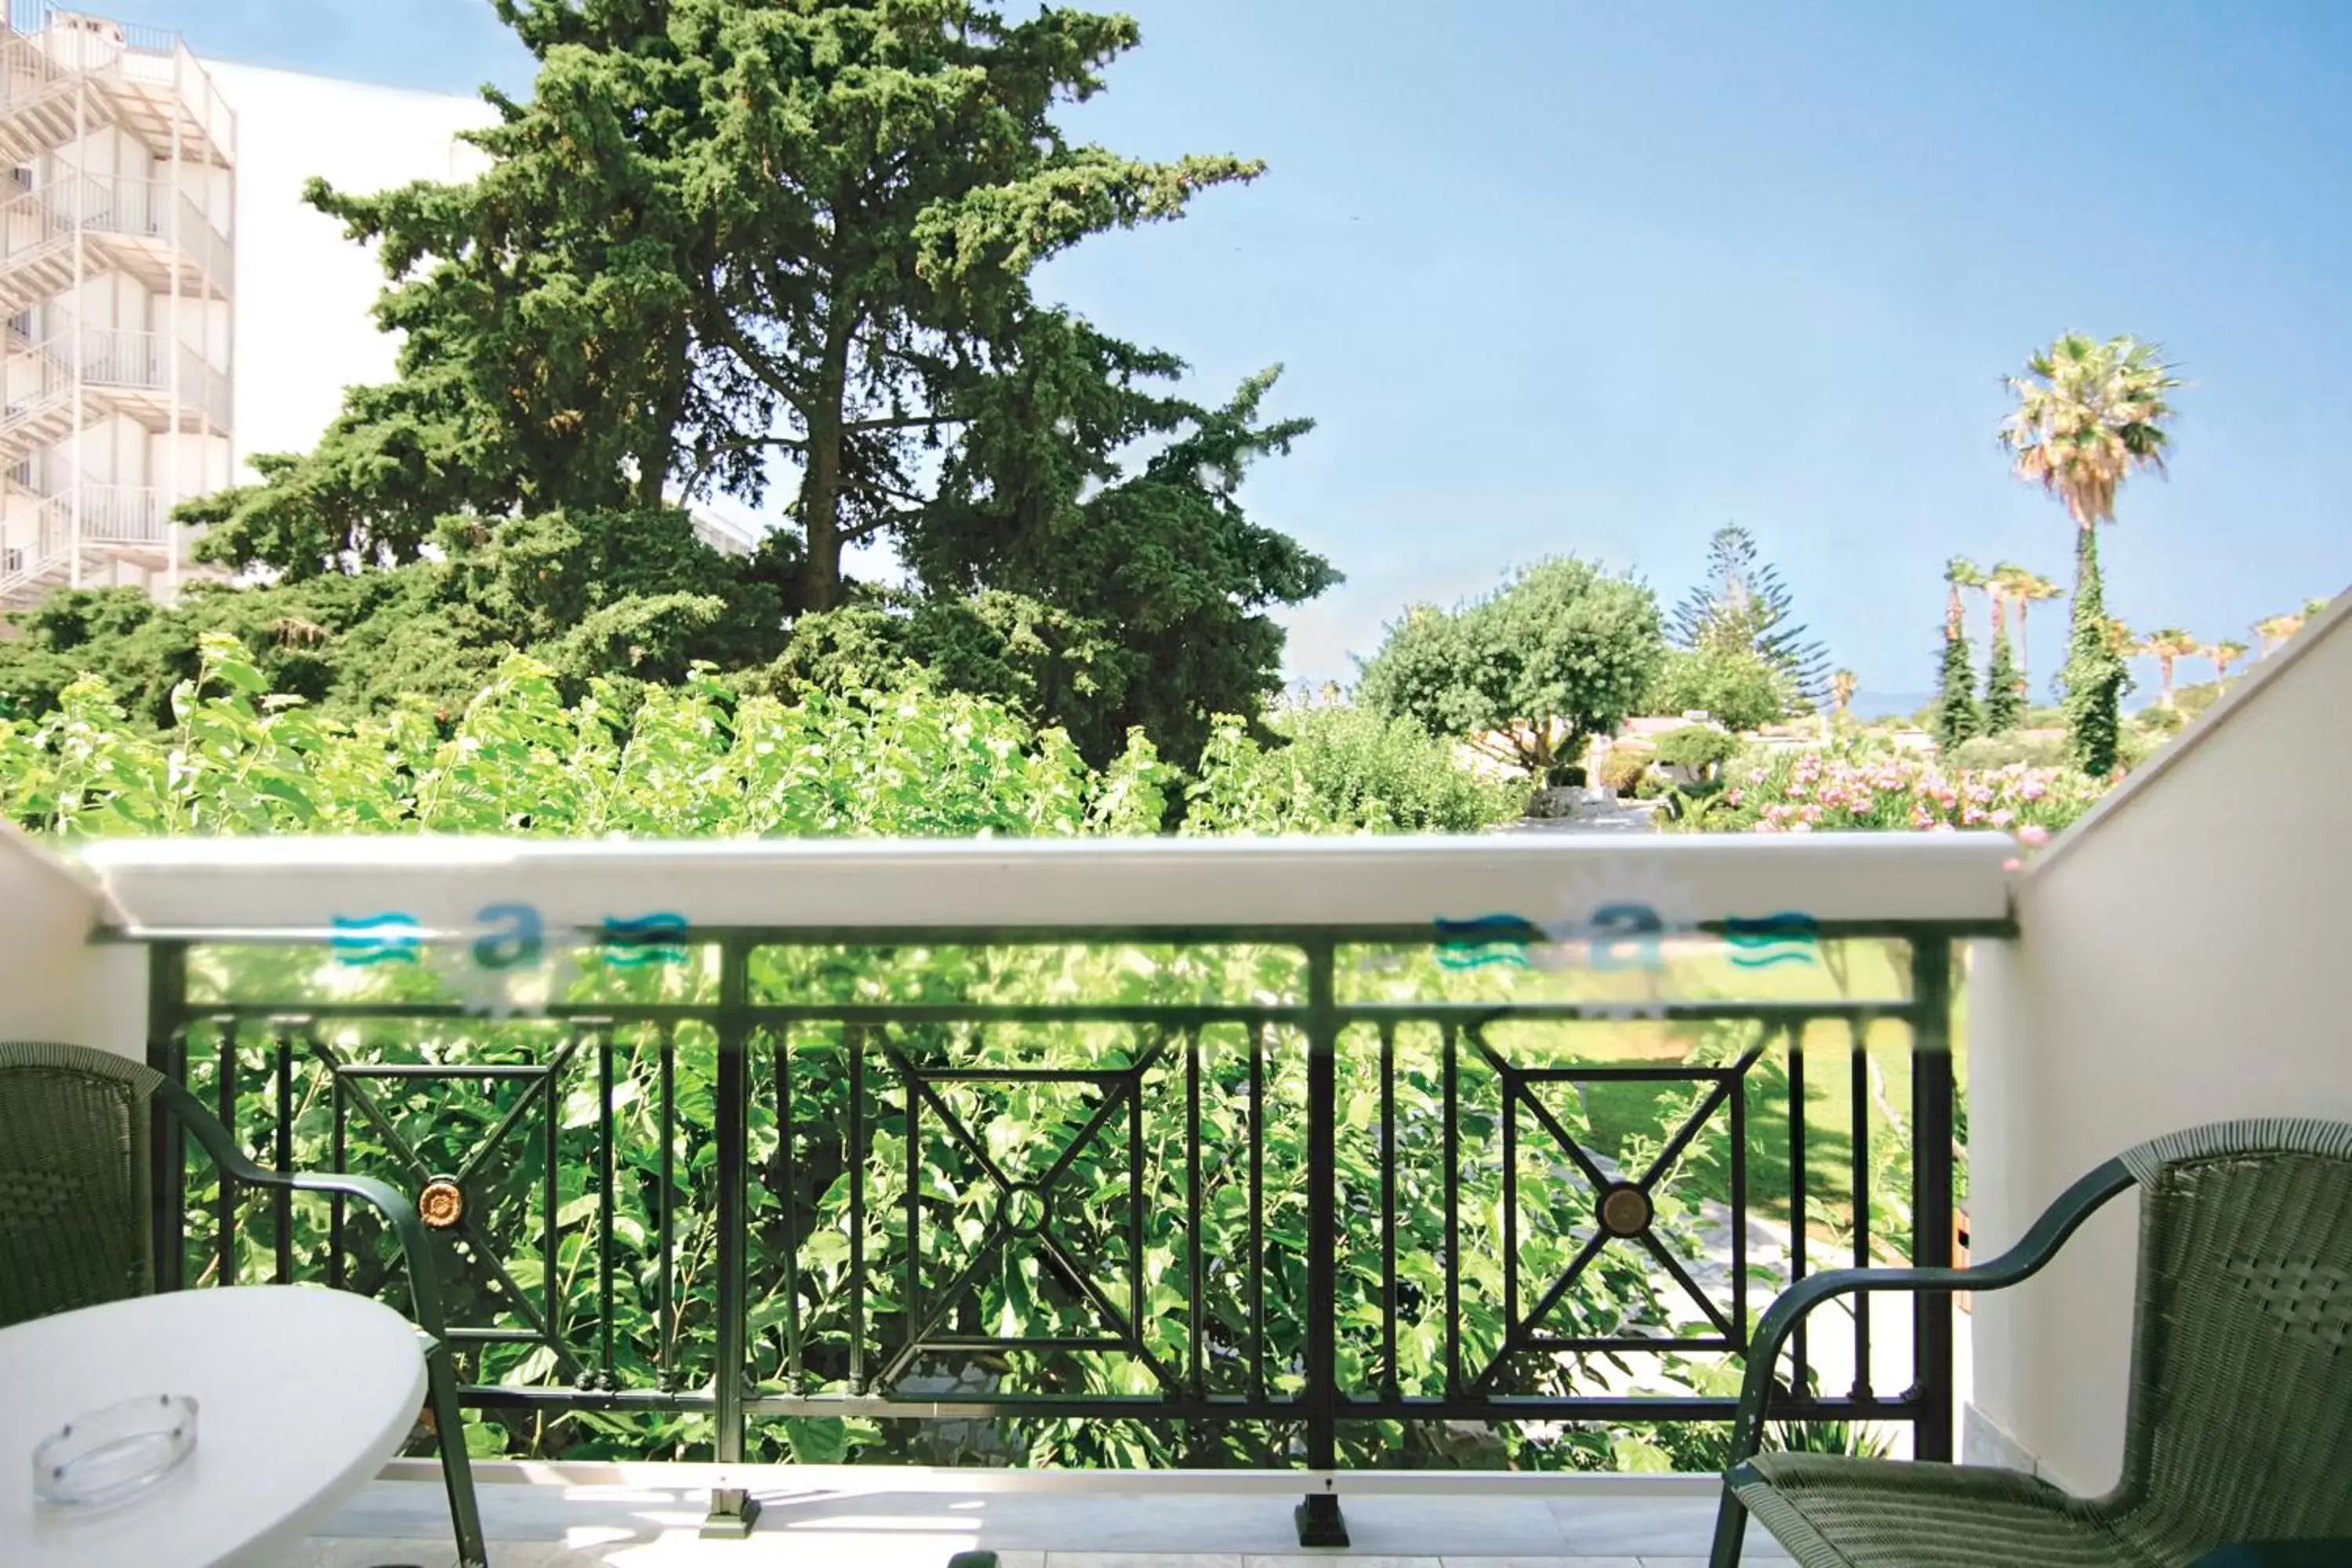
[0,5,234,614]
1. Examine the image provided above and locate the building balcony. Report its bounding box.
[0,11,234,170]
[0,169,235,308]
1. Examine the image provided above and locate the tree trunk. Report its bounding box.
[2158,657,2175,707]
[2016,602,2030,695]
[800,302,856,613]
[803,419,842,611]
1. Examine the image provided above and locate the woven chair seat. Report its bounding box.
[1735,1454,2161,1568]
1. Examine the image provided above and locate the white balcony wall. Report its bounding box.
[201,61,492,474]
[1967,590,2352,1494]
[0,827,144,1059]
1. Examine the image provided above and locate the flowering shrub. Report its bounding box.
[1679,738,2107,840]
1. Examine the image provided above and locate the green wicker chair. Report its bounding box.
[1711,1119,2352,1568]
[0,1041,488,1568]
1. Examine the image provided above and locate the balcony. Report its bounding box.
[0,170,235,305]
[10,834,1993,1559]
[0,314,231,448]
[0,8,236,169]
[1,603,2345,1566]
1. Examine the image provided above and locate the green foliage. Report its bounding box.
[1653,724,1737,775]
[1180,706,1521,834]
[1982,626,2024,734]
[132,0,1331,769]
[0,511,787,731]
[2060,528,2127,775]
[1644,646,1791,733]
[1595,742,1655,795]
[2172,680,2227,720]
[1667,524,1831,707]
[1357,557,1665,785]
[0,634,1128,840]
[1932,625,1980,754]
[1947,733,2069,771]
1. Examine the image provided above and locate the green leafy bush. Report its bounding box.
[1653,724,1737,775]
[1181,706,1521,834]
[1947,733,2069,771]
[1595,742,1655,794]
[1643,646,1791,732]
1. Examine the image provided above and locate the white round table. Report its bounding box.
[0,1286,426,1568]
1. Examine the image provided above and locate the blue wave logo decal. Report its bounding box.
[331,912,423,966]
[599,911,690,968]
[1434,913,1534,971]
[1723,912,1820,968]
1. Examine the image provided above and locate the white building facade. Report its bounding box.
[0,6,756,614]
[0,5,235,608]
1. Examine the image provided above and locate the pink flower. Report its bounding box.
[1752,821,1781,833]
[1726,789,1744,806]
[2017,824,2051,847]
[1989,808,2015,828]
[1789,819,1813,833]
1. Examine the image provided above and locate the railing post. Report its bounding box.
[1908,934,1957,1462]
[702,935,762,1538]
[1294,937,1348,1548]
[146,940,186,1294]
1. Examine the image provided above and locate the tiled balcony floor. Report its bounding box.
[297,1472,1787,1568]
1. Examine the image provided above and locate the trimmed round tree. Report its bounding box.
[1358,557,1666,786]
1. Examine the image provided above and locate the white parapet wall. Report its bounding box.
[1966,588,2352,1492]
[0,824,145,1058]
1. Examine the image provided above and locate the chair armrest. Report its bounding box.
[155,1076,455,1348]
[1726,1156,2137,1464]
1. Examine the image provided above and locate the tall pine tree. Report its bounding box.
[1933,559,1981,752]
[1668,525,1832,709]
[1983,625,2024,733]
[164,0,1334,764]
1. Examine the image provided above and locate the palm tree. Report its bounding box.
[2005,569,2063,695]
[2138,627,2200,708]
[1945,557,1984,637]
[2205,638,2248,684]
[1830,668,1857,720]
[1999,333,2181,775]
[2254,612,2304,655]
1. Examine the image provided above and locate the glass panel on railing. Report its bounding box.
[1341,926,1912,1008]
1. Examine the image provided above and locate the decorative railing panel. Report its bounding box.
[141,893,1968,1543]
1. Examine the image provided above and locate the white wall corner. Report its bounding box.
[0,824,145,1058]
[1965,593,2352,1496]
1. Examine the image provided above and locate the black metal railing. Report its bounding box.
[142,917,1962,1544]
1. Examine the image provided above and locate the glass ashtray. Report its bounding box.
[32,1394,198,1508]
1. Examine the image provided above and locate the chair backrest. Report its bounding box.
[0,1041,165,1329]
[2111,1120,2352,1556]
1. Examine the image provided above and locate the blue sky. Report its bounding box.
[137,1,2352,703]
